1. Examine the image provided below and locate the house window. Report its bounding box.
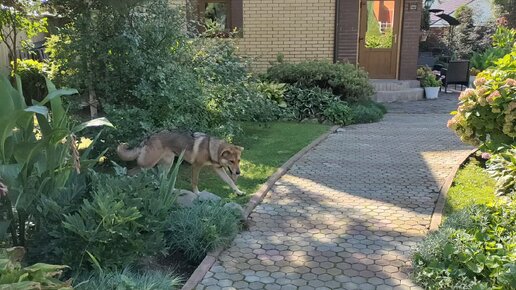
[204,1,229,31]
[194,0,243,36]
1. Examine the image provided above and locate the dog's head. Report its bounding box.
[219,145,244,182]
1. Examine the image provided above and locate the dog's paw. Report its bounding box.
[235,189,245,196]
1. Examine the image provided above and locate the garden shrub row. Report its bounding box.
[414,25,516,290]
[412,202,516,290]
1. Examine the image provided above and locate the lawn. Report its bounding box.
[176,122,330,203]
[444,157,497,216]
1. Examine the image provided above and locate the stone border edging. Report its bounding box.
[429,148,478,231]
[180,125,339,290]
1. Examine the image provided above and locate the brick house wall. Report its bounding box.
[334,0,359,64]
[398,0,421,80]
[236,0,336,72]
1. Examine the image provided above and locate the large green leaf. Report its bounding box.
[24,106,48,119]
[0,76,16,118]
[0,164,22,188]
[73,117,114,133]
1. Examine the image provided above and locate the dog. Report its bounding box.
[117,131,245,195]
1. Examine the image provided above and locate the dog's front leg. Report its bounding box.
[213,167,245,195]
[191,165,202,194]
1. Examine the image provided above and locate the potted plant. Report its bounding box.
[420,73,442,99]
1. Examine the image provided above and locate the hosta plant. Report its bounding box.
[0,247,72,289]
[447,77,515,151]
[487,148,516,197]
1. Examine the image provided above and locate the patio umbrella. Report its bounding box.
[433,13,460,26]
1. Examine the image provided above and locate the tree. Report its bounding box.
[448,5,476,59]
[493,0,516,28]
[0,0,47,75]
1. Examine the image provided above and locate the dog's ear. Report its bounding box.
[220,148,232,158]
[237,146,244,152]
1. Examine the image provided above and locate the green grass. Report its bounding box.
[176,122,330,203]
[444,158,497,216]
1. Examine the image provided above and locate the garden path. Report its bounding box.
[196,93,473,290]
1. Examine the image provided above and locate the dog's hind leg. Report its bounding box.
[136,146,163,170]
[191,165,202,194]
[213,167,244,195]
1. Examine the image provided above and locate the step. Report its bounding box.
[372,88,425,103]
[370,79,420,91]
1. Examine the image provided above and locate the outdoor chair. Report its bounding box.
[440,60,470,93]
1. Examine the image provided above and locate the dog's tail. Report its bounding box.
[117,143,141,161]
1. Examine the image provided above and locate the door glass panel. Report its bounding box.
[365,0,394,48]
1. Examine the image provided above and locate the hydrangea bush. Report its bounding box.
[447,77,515,151]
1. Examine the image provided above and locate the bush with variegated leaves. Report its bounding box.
[447,77,516,151]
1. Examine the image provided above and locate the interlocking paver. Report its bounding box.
[196,93,471,289]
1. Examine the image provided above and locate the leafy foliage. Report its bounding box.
[412,202,516,290]
[53,163,181,271]
[448,6,476,59]
[470,47,508,73]
[0,76,112,247]
[75,268,181,290]
[0,247,71,289]
[349,102,386,124]
[16,59,47,103]
[0,0,47,74]
[420,73,442,87]
[447,46,516,152]
[323,101,353,126]
[283,86,340,122]
[265,60,374,103]
[166,202,241,263]
[487,148,516,197]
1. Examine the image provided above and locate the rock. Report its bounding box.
[176,190,198,208]
[198,191,222,203]
[224,202,246,221]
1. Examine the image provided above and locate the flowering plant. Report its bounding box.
[447,77,516,151]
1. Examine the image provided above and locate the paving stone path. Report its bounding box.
[196,93,473,290]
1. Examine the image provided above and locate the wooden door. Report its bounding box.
[358,0,401,79]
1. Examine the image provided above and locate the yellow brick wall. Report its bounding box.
[237,0,335,72]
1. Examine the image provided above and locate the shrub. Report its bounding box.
[0,247,71,289]
[265,60,374,103]
[487,148,516,197]
[75,268,181,290]
[54,166,180,271]
[166,202,241,263]
[447,77,515,151]
[16,59,47,103]
[412,202,516,290]
[283,85,337,121]
[323,101,353,126]
[254,81,287,108]
[470,47,508,72]
[350,102,386,124]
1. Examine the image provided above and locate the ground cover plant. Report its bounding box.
[166,202,241,263]
[413,201,516,290]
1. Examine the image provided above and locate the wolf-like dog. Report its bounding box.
[117,131,244,195]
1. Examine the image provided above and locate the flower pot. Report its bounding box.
[469,75,476,88]
[424,87,439,99]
